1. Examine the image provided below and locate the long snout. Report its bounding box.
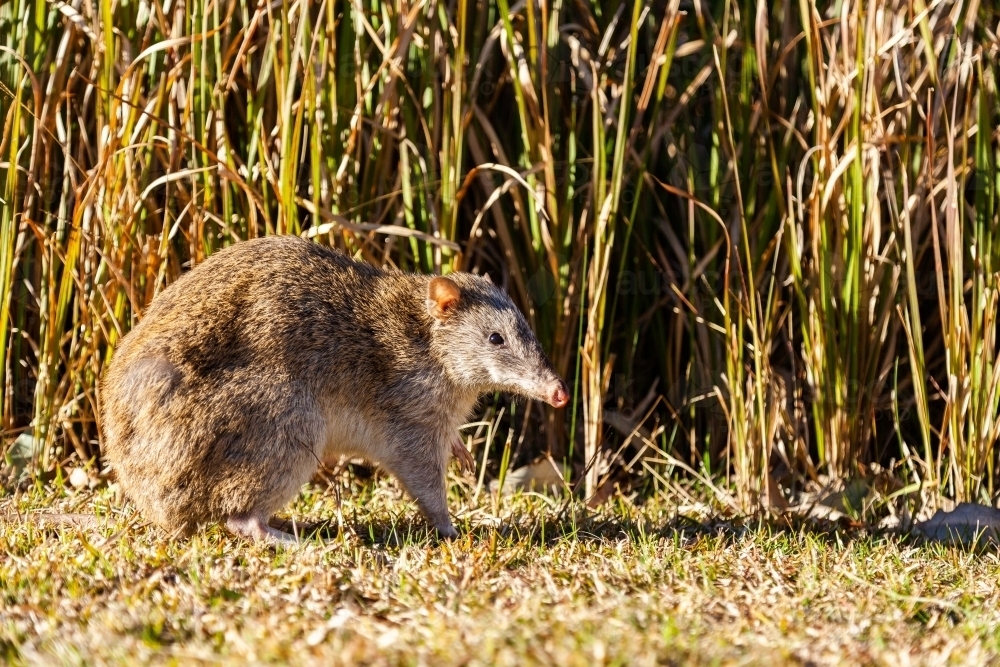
[545,378,569,408]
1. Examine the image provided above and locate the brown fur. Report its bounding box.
[100,236,568,542]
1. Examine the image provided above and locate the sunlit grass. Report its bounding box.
[1,474,999,665]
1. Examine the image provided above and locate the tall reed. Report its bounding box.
[2,0,999,509]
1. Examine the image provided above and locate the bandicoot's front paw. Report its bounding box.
[435,523,459,540]
[450,438,476,474]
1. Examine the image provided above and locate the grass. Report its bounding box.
[2,1,1000,660]
[2,471,999,666]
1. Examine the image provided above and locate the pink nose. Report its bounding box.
[549,382,569,408]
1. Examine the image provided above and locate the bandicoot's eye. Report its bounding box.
[489,333,505,346]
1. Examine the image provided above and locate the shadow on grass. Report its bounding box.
[272,501,919,554]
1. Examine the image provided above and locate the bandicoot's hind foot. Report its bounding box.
[226,514,302,545]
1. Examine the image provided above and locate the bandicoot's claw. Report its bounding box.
[451,438,476,474]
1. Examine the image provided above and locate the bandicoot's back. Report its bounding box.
[101,235,568,543]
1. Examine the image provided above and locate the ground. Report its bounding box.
[1,472,999,666]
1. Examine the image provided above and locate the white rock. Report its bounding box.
[69,467,90,489]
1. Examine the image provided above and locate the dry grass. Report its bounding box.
[2,472,999,666]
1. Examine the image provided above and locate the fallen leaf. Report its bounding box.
[914,503,1000,547]
[4,433,41,484]
[492,458,565,495]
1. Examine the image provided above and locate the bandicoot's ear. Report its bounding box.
[427,276,461,321]
[482,272,493,284]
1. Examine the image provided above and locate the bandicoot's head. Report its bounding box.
[425,274,569,408]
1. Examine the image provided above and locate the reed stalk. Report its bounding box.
[1,0,998,510]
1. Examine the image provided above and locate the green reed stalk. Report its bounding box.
[3,0,999,512]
